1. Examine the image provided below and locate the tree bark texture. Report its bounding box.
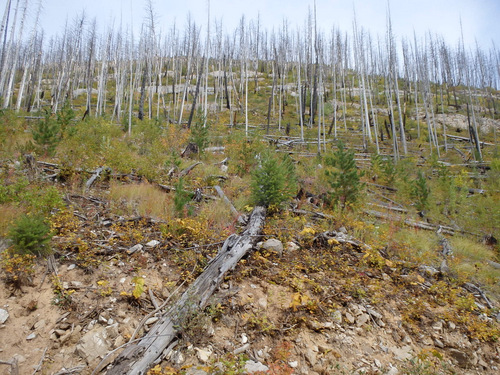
[106,206,266,375]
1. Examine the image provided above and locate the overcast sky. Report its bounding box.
[30,0,499,50]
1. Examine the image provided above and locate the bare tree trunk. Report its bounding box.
[106,206,266,375]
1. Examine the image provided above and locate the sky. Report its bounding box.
[26,0,500,51]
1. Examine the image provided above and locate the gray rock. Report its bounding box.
[432,320,444,332]
[286,241,300,252]
[233,343,250,355]
[127,244,143,254]
[261,238,283,257]
[367,308,382,320]
[195,347,212,363]
[331,310,342,324]
[170,350,185,365]
[434,338,444,348]
[391,345,413,361]
[356,313,370,326]
[245,360,269,373]
[345,312,355,324]
[76,326,112,363]
[145,240,160,247]
[145,317,159,325]
[26,333,36,340]
[0,309,8,324]
[185,369,209,375]
[304,348,318,366]
[449,349,471,368]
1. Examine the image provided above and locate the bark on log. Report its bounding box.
[85,167,104,190]
[214,185,240,218]
[105,206,266,375]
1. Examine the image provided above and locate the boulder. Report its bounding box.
[244,360,269,373]
[261,239,283,257]
[75,326,113,364]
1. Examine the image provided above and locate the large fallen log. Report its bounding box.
[105,206,267,375]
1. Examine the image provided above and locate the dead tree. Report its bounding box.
[106,206,267,375]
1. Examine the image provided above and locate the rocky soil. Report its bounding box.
[1,219,499,375]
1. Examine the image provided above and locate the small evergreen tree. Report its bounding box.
[411,171,430,212]
[8,215,53,257]
[324,140,365,210]
[174,178,193,216]
[32,111,60,155]
[189,117,209,155]
[251,151,297,208]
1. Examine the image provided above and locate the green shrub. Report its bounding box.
[324,140,365,210]
[8,215,53,257]
[250,151,297,208]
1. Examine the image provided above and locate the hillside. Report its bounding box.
[1,13,500,373]
[0,96,499,374]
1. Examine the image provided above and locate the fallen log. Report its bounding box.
[214,185,242,220]
[105,206,267,375]
[363,209,475,236]
[85,167,105,190]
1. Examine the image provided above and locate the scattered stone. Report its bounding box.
[434,338,444,348]
[233,343,250,355]
[34,319,46,330]
[391,345,413,361]
[12,354,26,363]
[304,348,318,366]
[261,238,283,257]
[419,265,439,277]
[145,317,159,326]
[195,347,212,363]
[356,313,370,326]
[448,321,456,330]
[386,366,399,375]
[0,309,9,324]
[185,368,209,375]
[26,333,36,340]
[367,308,382,320]
[71,281,83,288]
[374,358,382,368]
[257,297,268,310]
[76,326,112,364]
[67,264,76,270]
[245,360,269,373]
[432,320,444,332]
[128,244,143,254]
[170,350,185,365]
[288,361,299,368]
[331,310,342,324]
[286,241,300,252]
[382,273,391,281]
[146,240,160,247]
[241,333,248,344]
[448,349,471,368]
[345,312,355,324]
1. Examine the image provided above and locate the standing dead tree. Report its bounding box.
[106,206,267,375]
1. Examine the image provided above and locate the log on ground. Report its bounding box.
[105,206,267,375]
